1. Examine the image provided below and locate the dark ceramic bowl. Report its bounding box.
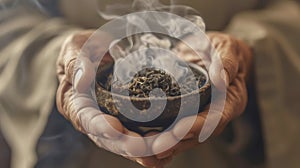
[95,63,211,134]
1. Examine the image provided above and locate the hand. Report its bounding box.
[151,32,253,160]
[56,30,171,167]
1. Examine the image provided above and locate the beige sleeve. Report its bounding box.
[0,7,80,168]
[226,1,300,167]
[173,0,259,30]
[58,0,259,30]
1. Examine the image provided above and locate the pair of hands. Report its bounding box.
[56,30,252,167]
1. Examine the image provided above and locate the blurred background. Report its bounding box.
[0,0,299,168]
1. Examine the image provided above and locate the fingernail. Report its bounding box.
[74,69,83,88]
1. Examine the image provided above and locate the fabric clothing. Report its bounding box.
[0,7,80,168]
[0,128,11,168]
[0,0,299,168]
[227,1,300,167]
[59,0,260,30]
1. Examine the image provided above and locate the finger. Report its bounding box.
[152,131,178,159]
[172,92,229,143]
[58,31,94,84]
[57,71,126,140]
[172,139,199,156]
[153,111,207,159]
[174,35,211,68]
[208,59,228,90]
[144,131,160,154]
[172,112,207,141]
[154,156,173,168]
[198,76,247,141]
[155,139,199,159]
[197,75,248,142]
[119,130,147,157]
[57,81,125,139]
[223,74,248,119]
[135,157,160,168]
[207,33,240,89]
[135,156,173,168]
[88,134,125,155]
[77,106,125,139]
[65,46,125,138]
[124,154,162,168]
[73,57,96,93]
[90,129,148,157]
[60,30,113,84]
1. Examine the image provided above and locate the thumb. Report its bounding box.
[207,32,240,90]
[208,54,229,90]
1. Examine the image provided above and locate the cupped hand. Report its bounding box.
[151,32,253,160]
[56,30,170,168]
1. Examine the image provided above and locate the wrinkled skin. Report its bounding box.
[151,32,253,160]
[56,30,172,168]
[56,30,252,167]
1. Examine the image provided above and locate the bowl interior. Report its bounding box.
[95,63,211,134]
[96,63,210,100]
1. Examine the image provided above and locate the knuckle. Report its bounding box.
[65,56,77,83]
[68,32,90,47]
[213,115,230,136]
[222,57,238,81]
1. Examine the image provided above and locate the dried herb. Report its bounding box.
[104,67,207,98]
[128,68,179,97]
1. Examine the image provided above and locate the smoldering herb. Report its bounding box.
[104,67,207,98]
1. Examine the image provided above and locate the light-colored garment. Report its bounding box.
[0,1,300,168]
[0,8,80,168]
[59,0,259,30]
[227,1,300,167]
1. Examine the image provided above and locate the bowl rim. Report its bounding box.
[96,63,211,101]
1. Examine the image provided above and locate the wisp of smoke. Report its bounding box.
[96,0,206,87]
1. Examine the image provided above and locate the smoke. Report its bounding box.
[97,0,200,20]
[97,0,205,54]
[97,0,207,95]
[112,35,189,85]
[92,2,207,136]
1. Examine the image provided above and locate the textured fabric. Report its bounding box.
[59,0,260,30]
[1,1,300,168]
[0,8,80,168]
[226,1,300,167]
[0,129,10,168]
